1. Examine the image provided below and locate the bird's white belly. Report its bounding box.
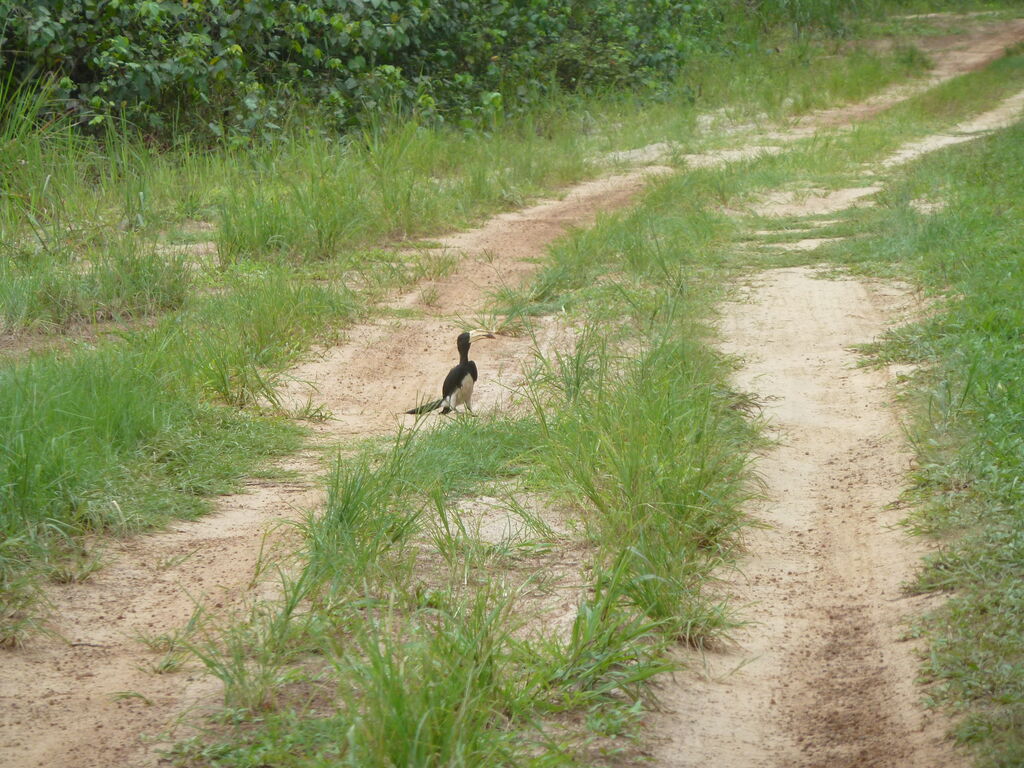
[453,374,474,408]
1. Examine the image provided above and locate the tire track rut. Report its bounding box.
[650,270,961,768]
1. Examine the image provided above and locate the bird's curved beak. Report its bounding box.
[468,329,496,343]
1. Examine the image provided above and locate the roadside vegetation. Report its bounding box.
[0,0,960,142]
[2,1,723,141]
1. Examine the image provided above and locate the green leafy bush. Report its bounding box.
[2,0,721,139]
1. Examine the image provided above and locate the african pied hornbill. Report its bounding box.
[406,329,495,415]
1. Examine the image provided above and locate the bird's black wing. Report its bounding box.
[408,359,480,416]
[441,362,473,399]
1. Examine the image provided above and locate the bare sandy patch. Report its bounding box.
[764,236,849,252]
[750,186,881,217]
[682,146,784,168]
[910,197,947,214]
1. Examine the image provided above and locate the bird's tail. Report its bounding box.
[405,398,444,415]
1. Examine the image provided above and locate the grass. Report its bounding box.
[0,88,605,638]
[6,2,1024,759]
[463,26,1024,764]
[135,17,1024,760]
[0,19,940,332]
[176,429,667,763]
[0,234,193,331]
[0,268,359,645]
[0,87,595,332]
[622,34,1024,763]
[527,321,753,642]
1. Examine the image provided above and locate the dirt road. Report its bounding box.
[2,15,1024,768]
[646,21,1024,766]
[649,270,960,768]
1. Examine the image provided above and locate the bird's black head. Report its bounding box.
[457,329,496,353]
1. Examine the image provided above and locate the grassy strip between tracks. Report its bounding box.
[169,171,758,765]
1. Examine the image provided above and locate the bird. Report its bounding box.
[406,329,496,415]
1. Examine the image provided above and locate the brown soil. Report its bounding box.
[3,14,1024,768]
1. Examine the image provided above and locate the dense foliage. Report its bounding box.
[2,0,722,139]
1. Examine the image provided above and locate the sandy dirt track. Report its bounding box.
[3,14,1024,768]
[649,270,960,767]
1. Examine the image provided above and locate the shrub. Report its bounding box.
[1,0,721,140]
